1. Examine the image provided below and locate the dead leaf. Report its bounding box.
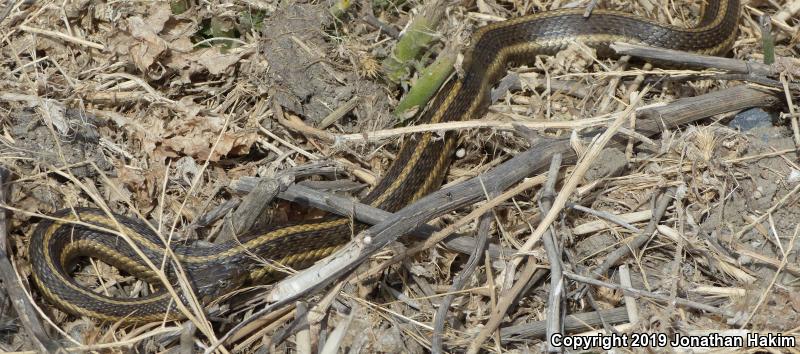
[153,115,257,162]
[145,3,172,34]
[127,16,169,72]
[192,47,249,75]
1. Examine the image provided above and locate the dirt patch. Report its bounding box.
[6,104,112,178]
[701,124,799,236]
[260,3,391,130]
[585,148,628,182]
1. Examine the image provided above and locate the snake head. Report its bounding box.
[187,260,250,302]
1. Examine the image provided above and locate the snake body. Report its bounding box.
[30,0,740,322]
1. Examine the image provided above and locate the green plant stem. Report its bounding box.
[393,50,456,120]
[382,0,445,83]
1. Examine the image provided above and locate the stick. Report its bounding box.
[19,24,105,50]
[563,271,733,318]
[217,173,293,242]
[231,180,517,259]
[431,211,492,353]
[611,42,775,76]
[541,154,565,353]
[618,265,639,325]
[319,96,359,129]
[567,203,643,234]
[332,116,615,144]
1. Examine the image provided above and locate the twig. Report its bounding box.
[634,85,780,132]
[566,203,643,233]
[19,24,105,50]
[733,246,800,276]
[280,302,310,353]
[541,154,565,353]
[361,13,400,38]
[597,56,630,114]
[618,264,639,325]
[179,322,196,354]
[709,72,800,90]
[216,173,293,242]
[583,0,600,17]
[563,271,733,318]
[515,74,592,98]
[294,301,313,354]
[224,305,294,349]
[273,104,336,143]
[485,249,503,352]
[318,303,356,353]
[334,115,615,144]
[781,73,800,150]
[665,186,688,323]
[230,180,516,259]
[611,42,776,76]
[319,96,359,129]
[431,211,492,353]
[0,0,18,25]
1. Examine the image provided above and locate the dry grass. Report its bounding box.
[1,0,799,352]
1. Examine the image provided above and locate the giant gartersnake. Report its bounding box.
[29,0,740,322]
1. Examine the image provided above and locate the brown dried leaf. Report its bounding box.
[127,16,169,72]
[125,3,172,73]
[155,115,257,161]
[192,47,249,75]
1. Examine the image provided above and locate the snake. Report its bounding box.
[28,0,740,323]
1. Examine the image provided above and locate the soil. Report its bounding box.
[260,3,392,131]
